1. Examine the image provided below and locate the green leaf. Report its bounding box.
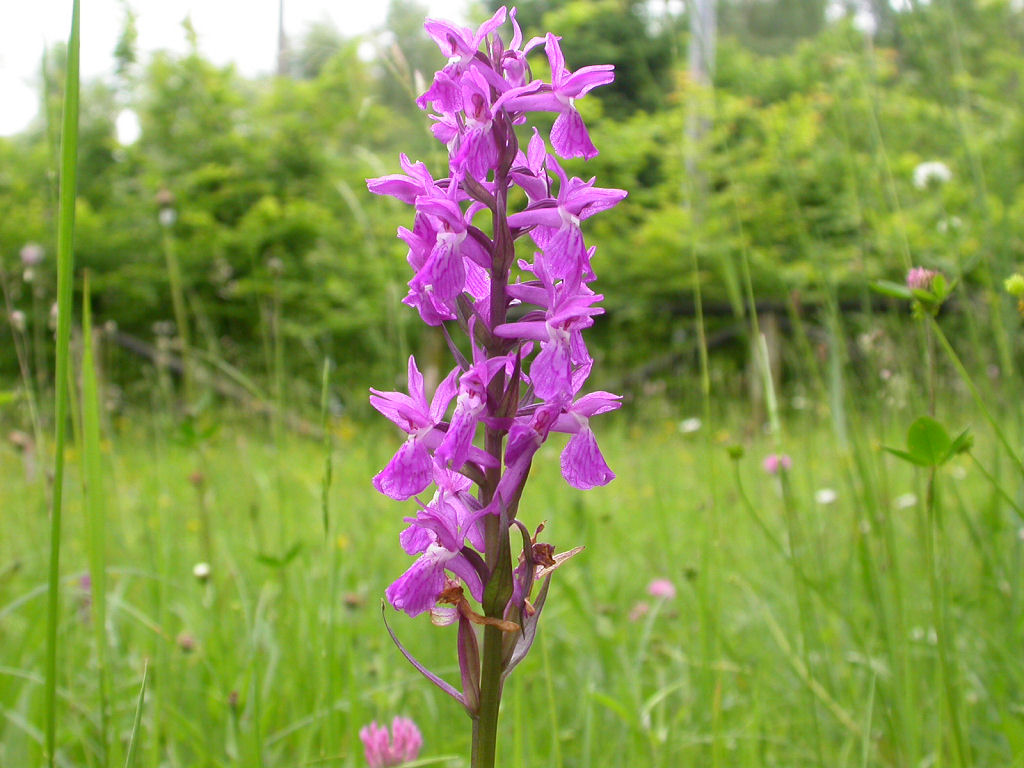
[123,661,149,768]
[906,416,952,467]
[255,541,303,568]
[871,280,913,300]
[882,446,931,467]
[948,427,974,458]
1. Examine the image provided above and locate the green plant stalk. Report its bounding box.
[922,470,970,767]
[44,2,79,765]
[81,274,110,767]
[923,312,969,767]
[161,226,193,403]
[688,192,724,768]
[929,316,1024,478]
[472,622,505,768]
[318,358,340,759]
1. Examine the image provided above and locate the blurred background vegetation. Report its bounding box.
[2,0,1022,415]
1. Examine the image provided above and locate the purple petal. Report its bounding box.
[543,222,586,281]
[399,523,433,555]
[550,109,598,160]
[544,33,566,82]
[386,551,447,616]
[429,366,460,424]
[374,439,433,500]
[472,6,508,47]
[455,127,499,181]
[430,237,468,300]
[447,554,484,601]
[431,114,459,144]
[367,390,423,432]
[366,175,421,205]
[423,19,476,58]
[560,65,616,98]
[493,320,548,341]
[527,128,547,171]
[571,185,629,221]
[571,391,623,418]
[532,340,573,401]
[406,356,426,409]
[418,68,463,113]
[561,427,615,489]
[507,206,562,230]
[465,260,490,301]
[402,286,456,326]
[497,89,563,115]
[436,402,479,470]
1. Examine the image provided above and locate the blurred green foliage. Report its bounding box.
[1,0,1022,405]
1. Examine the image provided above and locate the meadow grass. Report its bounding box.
[5,4,1023,766]
[2,389,1022,767]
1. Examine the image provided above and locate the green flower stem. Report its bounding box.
[928,316,1024,478]
[922,469,970,767]
[472,622,505,768]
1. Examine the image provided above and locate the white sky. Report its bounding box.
[0,0,471,136]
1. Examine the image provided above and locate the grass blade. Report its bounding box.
[81,272,110,765]
[123,661,149,768]
[44,1,80,766]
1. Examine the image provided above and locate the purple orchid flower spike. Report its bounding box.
[367,7,624,762]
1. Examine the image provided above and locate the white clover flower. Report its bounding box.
[678,417,702,434]
[192,562,211,581]
[894,493,917,510]
[815,488,838,505]
[913,161,952,190]
[158,208,177,228]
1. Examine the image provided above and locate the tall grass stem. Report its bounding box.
[44,2,80,765]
